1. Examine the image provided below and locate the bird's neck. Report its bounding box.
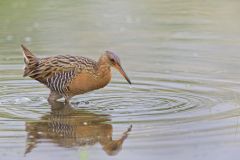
[94,60,112,89]
[96,58,111,77]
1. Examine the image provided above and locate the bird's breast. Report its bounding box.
[68,70,111,96]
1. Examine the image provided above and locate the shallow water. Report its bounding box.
[1,0,240,160]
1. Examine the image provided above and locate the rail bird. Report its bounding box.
[21,45,131,103]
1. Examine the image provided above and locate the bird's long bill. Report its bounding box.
[115,64,132,84]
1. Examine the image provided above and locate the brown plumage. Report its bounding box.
[21,45,131,103]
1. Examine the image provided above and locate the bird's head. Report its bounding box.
[102,51,131,85]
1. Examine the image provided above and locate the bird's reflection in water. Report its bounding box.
[25,101,132,156]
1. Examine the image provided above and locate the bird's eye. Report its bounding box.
[110,58,115,63]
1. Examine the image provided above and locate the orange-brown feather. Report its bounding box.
[68,70,111,96]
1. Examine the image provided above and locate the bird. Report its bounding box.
[21,45,131,103]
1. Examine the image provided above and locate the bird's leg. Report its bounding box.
[64,96,72,104]
[48,91,63,103]
[65,99,69,104]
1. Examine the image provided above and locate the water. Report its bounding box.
[1,0,240,159]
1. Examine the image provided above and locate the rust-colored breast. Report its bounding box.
[68,71,111,96]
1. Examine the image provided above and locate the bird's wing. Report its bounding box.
[29,55,96,95]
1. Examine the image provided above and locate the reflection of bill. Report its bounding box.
[25,101,132,156]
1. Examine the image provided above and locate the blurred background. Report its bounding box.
[1,0,240,160]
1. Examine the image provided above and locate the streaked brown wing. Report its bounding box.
[29,55,97,96]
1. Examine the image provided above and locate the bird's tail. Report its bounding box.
[21,45,39,77]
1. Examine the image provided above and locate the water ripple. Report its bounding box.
[0,71,238,122]
[1,70,240,147]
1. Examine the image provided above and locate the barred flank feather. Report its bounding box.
[46,69,77,97]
